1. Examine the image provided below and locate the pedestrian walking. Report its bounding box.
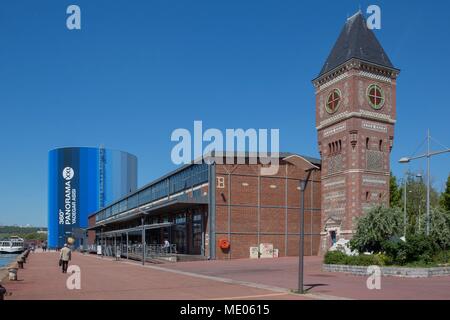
[163,239,170,254]
[59,243,72,273]
[115,246,121,261]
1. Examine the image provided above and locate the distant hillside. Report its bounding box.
[0,226,47,234]
[0,226,48,241]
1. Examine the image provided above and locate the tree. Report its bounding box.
[440,174,450,212]
[428,207,450,250]
[389,172,402,208]
[400,171,440,234]
[350,206,403,253]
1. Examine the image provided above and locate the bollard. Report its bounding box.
[8,268,18,281]
[17,259,24,269]
[0,284,6,300]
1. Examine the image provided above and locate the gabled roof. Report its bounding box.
[88,152,321,219]
[318,11,396,78]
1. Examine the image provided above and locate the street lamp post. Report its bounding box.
[416,173,423,233]
[137,207,147,266]
[403,172,407,238]
[426,129,431,235]
[399,130,450,236]
[298,167,318,294]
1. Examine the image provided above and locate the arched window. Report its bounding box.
[366,191,370,201]
[366,137,370,150]
[339,140,342,152]
[379,139,383,151]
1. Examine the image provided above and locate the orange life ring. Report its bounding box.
[219,238,230,250]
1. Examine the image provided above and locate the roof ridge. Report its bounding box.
[317,12,396,78]
[347,9,363,21]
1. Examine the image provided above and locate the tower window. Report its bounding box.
[367,84,385,110]
[366,137,370,150]
[326,89,341,114]
[379,139,383,151]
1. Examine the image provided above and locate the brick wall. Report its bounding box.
[214,159,321,259]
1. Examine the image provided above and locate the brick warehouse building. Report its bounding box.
[87,154,321,260]
[87,12,397,260]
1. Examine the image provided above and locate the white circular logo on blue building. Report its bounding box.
[62,167,74,180]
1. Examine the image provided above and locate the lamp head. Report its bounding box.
[399,157,410,164]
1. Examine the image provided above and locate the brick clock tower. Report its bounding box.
[313,12,400,253]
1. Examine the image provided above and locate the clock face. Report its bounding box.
[367,84,385,110]
[326,89,341,114]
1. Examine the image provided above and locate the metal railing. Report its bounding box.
[80,243,178,262]
[90,243,176,259]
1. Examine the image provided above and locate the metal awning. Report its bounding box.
[88,197,207,231]
[100,222,174,237]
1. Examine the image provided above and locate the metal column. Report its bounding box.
[298,181,306,294]
[126,232,129,260]
[426,129,430,236]
[208,163,216,259]
[141,216,145,265]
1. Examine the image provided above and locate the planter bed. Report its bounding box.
[323,264,450,278]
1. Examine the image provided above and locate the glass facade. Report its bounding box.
[95,163,208,223]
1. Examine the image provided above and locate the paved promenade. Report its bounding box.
[160,256,450,300]
[2,252,306,300]
[2,251,450,300]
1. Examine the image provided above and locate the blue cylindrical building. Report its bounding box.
[48,147,137,248]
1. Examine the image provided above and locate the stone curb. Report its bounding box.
[323,264,450,278]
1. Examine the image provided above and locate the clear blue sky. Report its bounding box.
[0,0,449,227]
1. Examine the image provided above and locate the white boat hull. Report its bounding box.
[0,237,25,254]
[0,247,24,254]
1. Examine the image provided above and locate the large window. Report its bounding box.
[191,212,203,255]
[128,194,138,209]
[173,213,187,254]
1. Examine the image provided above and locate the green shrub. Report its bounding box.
[350,255,377,266]
[433,250,450,265]
[324,251,347,265]
[382,239,408,265]
[324,251,385,266]
[350,206,403,253]
[429,208,450,250]
[375,253,391,266]
[382,234,440,265]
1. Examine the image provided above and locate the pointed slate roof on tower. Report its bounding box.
[318,11,395,77]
